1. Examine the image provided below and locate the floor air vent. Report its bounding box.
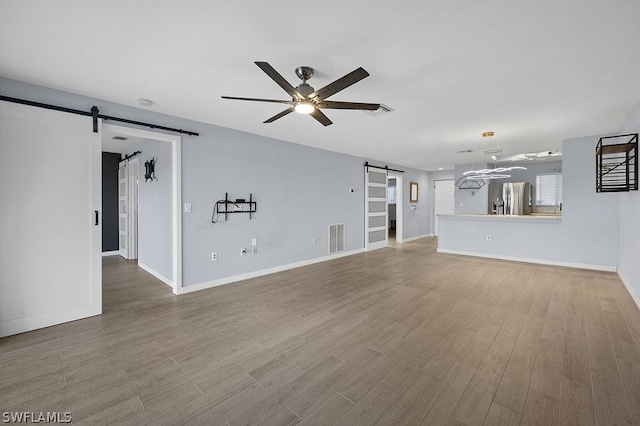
[329,224,345,254]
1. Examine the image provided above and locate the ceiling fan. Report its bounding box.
[221,62,380,126]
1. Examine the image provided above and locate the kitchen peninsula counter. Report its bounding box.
[435,212,615,272]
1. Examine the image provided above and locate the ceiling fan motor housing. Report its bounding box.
[296,82,314,98]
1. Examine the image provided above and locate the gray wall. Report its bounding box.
[402,169,430,238]
[439,134,619,268]
[0,77,430,289]
[454,163,490,214]
[617,99,640,301]
[136,139,172,281]
[101,152,120,252]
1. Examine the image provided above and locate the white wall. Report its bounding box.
[617,99,640,305]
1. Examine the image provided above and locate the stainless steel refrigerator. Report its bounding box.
[488,182,531,215]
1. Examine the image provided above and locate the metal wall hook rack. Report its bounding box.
[211,193,257,223]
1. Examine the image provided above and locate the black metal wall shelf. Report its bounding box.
[212,193,257,223]
[596,133,637,193]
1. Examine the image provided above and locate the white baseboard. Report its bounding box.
[181,248,365,295]
[138,261,174,288]
[618,270,640,312]
[0,304,101,338]
[402,234,433,243]
[101,250,120,257]
[436,248,617,272]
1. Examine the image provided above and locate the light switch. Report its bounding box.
[184,203,192,213]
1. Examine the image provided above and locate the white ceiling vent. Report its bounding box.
[111,136,129,141]
[483,149,502,155]
[363,104,394,117]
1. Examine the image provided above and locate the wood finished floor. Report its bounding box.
[2,238,640,425]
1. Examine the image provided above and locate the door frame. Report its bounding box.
[102,124,182,294]
[388,172,403,243]
[127,157,139,260]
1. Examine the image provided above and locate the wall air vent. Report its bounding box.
[111,136,129,141]
[329,224,345,254]
[363,104,394,117]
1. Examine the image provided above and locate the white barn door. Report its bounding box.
[365,168,388,250]
[0,101,102,337]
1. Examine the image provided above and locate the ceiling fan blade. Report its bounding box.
[317,101,380,110]
[264,107,294,123]
[309,67,370,100]
[254,62,305,100]
[221,96,292,104]
[309,109,333,126]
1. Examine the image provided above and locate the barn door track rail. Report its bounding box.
[0,95,199,136]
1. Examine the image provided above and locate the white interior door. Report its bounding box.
[118,159,129,259]
[128,158,139,260]
[0,101,102,337]
[365,168,388,250]
[434,179,455,236]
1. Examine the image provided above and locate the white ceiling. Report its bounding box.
[1,0,639,171]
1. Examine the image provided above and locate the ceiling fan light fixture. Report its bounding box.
[294,101,315,114]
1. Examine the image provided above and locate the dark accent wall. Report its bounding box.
[102,152,120,252]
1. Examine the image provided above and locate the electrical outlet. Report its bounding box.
[251,238,257,246]
[252,246,258,254]
[240,248,247,256]
[211,252,217,261]
[184,203,192,213]
[486,235,491,241]
[312,238,317,245]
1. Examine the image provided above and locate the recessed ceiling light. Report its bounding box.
[138,98,153,107]
[438,167,444,170]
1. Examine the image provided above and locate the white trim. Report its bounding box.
[182,248,365,295]
[102,250,120,257]
[102,124,182,294]
[437,248,617,272]
[403,234,433,242]
[618,270,640,311]
[138,261,174,287]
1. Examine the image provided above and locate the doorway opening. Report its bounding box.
[387,173,403,245]
[101,124,182,294]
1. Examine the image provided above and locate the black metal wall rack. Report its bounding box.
[215,193,257,221]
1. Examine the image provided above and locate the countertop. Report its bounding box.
[438,213,562,222]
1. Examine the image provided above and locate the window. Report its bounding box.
[387,185,396,204]
[536,173,562,206]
